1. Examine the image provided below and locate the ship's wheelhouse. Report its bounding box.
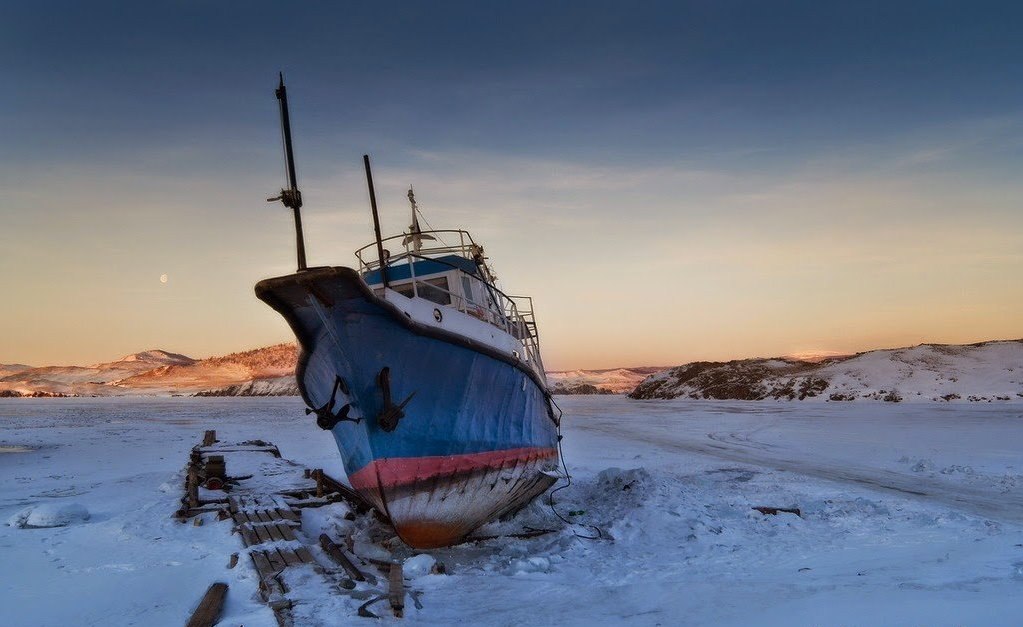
[356,231,545,379]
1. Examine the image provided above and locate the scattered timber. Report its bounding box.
[177,430,413,623]
[388,562,405,618]
[185,582,228,627]
[319,533,369,582]
[752,506,802,517]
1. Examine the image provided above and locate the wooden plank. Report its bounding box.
[256,510,274,524]
[752,506,802,517]
[318,533,366,581]
[268,507,299,523]
[316,470,376,515]
[276,523,297,542]
[295,546,317,565]
[388,563,405,618]
[278,508,300,521]
[264,520,286,543]
[187,466,200,509]
[228,496,241,514]
[249,552,280,602]
[277,547,303,567]
[185,582,228,627]
[239,524,260,547]
[250,551,277,580]
[252,523,273,545]
[198,445,280,454]
[263,548,288,572]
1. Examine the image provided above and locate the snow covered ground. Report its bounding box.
[1,396,1022,626]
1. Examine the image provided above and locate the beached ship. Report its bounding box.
[255,76,561,548]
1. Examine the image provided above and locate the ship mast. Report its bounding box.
[402,186,436,253]
[363,155,389,288]
[268,72,308,272]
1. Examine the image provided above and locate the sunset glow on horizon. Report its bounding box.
[2,2,1022,370]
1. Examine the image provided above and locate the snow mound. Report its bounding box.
[403,553,438,578]
[8,503,90,528]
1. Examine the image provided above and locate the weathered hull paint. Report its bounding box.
[351,448,558,548]
[255,267,559,548]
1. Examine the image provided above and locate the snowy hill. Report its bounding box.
[0,349,199,396]
[193,375,299,397]
[629,340,1023,402]
[0,344,298,397]
[117,344,297,395]
[0,364,33,378]
[103,350,195,367]
[547,367,666,394]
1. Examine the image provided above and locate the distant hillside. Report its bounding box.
[547,367,667,394]
[0,364,33,378]
[0,350,198,397]
[8,339,1021,401]
[629,340,1023,402]
[116,344,297,394]
[0,344,297,397]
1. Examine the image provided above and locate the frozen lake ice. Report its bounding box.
[1,396,1021,626]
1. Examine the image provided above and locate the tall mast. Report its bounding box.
[363,155,389,288]
[268,72,308,271]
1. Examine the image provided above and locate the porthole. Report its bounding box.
[433,308,443,322]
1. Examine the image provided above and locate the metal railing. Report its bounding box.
[354,230,480,274]
[356,230,545,376]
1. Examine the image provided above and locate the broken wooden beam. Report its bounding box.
[388,562,405,618]
[187,465,200,509]
[319,533,367,581]
[752,506,802,517]
[311,469,376,515]
[185,582,228,627]
[202,430,217,447]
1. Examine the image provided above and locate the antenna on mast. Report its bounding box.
[267,72,308,271]
[402,186,436,252]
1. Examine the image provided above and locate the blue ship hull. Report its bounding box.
[256,267,559,547]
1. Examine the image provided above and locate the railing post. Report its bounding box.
[407,240,418,298]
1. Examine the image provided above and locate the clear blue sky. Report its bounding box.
[2,1,1022,368]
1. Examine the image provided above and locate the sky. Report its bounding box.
[2,1,1022,370]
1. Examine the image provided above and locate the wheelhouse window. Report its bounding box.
[461,276,476,304]
[419,277,451,305]
[390,281,415,298]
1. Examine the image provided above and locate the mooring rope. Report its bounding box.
[546,395,603,541]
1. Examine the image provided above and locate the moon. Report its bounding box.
[160,274,168,284]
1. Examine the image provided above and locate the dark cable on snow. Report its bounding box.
[546,395,603,541]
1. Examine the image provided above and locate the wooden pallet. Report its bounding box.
[178,430,409,625]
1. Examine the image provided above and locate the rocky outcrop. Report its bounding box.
[629,340,1023,402]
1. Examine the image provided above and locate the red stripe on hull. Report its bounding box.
[348,446,558,491]
[348,447,559,548]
